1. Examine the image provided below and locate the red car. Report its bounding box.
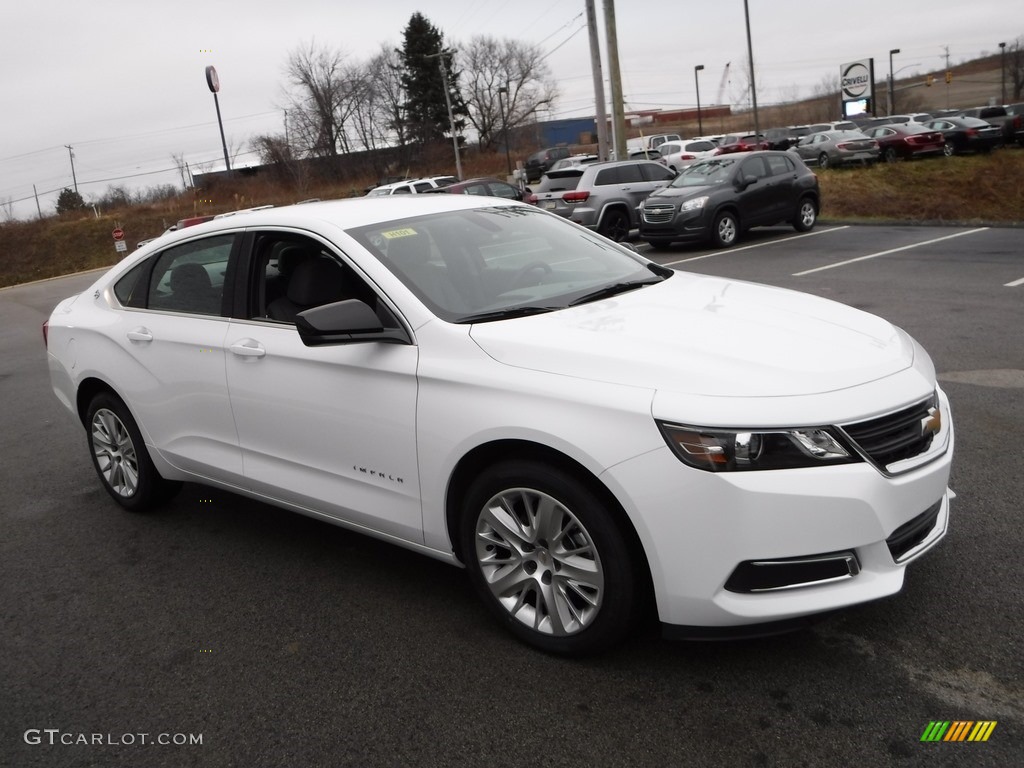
[863,124,946,162]
[713,133,769,155]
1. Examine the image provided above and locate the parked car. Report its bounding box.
[626,133,682,152]
[44,193,954,654]
[762,127,805,150]
[789,130,880,168]
[639,151,819,248]
[366,176,458,196]
[714,133,770,154]
[923,117,1003,155]
[526,159,675,241]
[422,177,523,200]
[958,105,1024,147]
[657,140,718,172]
[863,124,946,162]
[549,154,600,171]
[524,147,571,182]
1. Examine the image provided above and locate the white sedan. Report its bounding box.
[45,195,954,654]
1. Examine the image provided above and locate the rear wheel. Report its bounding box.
[818,152,830,169]
[711,210,739,248]
[943,142,955,157]
[460,460,638,655]
[793,197,817,232]
[598,210,630,242]
[86,393,181,511]
[883,147,898,163]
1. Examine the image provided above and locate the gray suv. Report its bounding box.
[526,160,675,241]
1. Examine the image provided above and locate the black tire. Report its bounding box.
[85,392,182,512]
[818,152,830,169]
[710,210,739,248]
[598,209,630,242]
[883,147,898,163]
[459,460,638,655]
[793,196,818,232]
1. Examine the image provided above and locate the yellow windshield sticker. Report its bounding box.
[381,228,418,239]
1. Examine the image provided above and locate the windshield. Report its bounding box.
[348,205,669,323]
[669,158,737,188]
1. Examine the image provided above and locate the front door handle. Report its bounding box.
[127,327,153,343]
[230,339,266,358]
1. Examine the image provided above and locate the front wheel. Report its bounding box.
[598,210,630,242]
[86,393,181,511]
[460,460,638,655]
[818,152,830,169]
[711,210,739,248]
[883,147,898,163]
[943,142,955,157]
[793,197,818,232]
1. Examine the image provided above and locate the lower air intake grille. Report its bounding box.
[886,500,942,562]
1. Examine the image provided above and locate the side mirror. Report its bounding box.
[296,299,409,346]
[736,174,758,190]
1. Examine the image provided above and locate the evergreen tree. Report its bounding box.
[55,188,85,215]
[399,13,467,145]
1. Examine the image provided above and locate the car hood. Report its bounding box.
[646,185,718,202]
[468,273,913,397]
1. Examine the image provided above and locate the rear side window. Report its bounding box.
[765,154,795,176]
[147,235,234,316]
[640,163,675,182]
[113,261,148,306]
[595,165,643,185]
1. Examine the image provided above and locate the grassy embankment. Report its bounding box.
[1,150,1021,290]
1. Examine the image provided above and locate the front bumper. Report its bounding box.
[600,408,954,630]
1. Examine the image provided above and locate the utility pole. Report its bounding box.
[743,0,760,139]
[424,49,463,180]
[603,0,626,159]
[999,42,1007,104]
[942,45,951,109]
[585,0,609,160]
[33,184,42,219]
[64,145,78,194]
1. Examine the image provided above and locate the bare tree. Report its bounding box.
[283,41,363,157]
[458,36,558,150]
[0,197,15,223]
[171,153,190,190]
[349,46,408,153]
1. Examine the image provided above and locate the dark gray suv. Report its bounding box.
[526,160,676,241]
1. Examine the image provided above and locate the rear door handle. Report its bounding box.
[127,327,153,342]
[230,339,266,358]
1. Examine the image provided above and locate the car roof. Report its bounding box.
[133,195,523,252]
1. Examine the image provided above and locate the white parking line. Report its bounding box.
[1005,276,1024,288]
[661,226,850,266]
[792,228,989,276]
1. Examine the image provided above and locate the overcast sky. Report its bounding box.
[0,1,1017,220]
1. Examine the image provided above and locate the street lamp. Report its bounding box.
[694,65,705,135]
[999,42,1007,104]
[888,49,900,116]
[497,86,512,178]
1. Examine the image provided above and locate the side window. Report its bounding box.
[594,167,622,185]
[113,261,148,306]
[464,184,488,196]
[740,156,770,179]
[765,154,794,176]
[413,182,433,193]
[640,163,675,181]
[147,235,234,316]
[489,183,519,199]
[250,233,398,328]
[393,186,412,194]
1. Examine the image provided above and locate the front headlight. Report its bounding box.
[657,422,858,472]
[680,196,709,212]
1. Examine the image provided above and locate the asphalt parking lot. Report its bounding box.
[1,224,1021,767]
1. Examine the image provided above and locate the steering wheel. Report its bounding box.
[511,261,553,288]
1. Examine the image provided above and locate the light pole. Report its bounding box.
[999,42,1007,103]
[424,49,463,180]
[889,49,900,116]
[497,86,512,178]
[694,64,705,135]
[742,0,760,139]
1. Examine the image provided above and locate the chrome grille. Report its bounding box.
[642,206,675,224]
[841,394,938,468]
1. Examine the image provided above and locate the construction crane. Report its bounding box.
[715,62,731,106]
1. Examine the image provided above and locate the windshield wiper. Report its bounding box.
[568,278,662,307]
[456,306,560,324]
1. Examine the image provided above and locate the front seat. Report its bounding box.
[168,262,217,314]
[266,257,347,323]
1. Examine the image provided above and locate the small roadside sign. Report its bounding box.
[112,228,125,241]
[114,240,128,253]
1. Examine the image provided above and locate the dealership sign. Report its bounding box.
[839,58,875,116]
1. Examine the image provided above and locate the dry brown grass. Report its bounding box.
[2,148,1021,289]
